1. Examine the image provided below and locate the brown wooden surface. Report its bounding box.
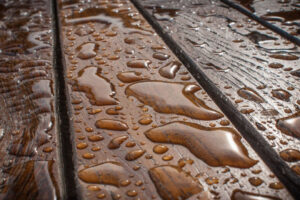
[232,0,300,37]
[0,0,63,199]
[57,0,293,199]
[136,0,300,176]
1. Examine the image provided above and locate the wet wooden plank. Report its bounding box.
[231,0,300,37]
[0,0,63,199]
[135,0,300,194]
[58,0,293,199]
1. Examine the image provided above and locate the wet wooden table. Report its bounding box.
[0,0,299,199]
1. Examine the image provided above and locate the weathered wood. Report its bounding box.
[0,0,63,199]
[58,0,293,199]
[224,0,300,44]
[135,0,300,196]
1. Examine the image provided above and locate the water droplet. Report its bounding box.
[127,59,151,68]
[75,25,95,36]
[149,165,203,200]
[153,145,169,154]
[269,182,284,190]
[231,189,280,200]
[138,117,153,125]
[268,63,283,69]
[276,111,300,138]
[145,121,257,168]
[117,71,147,83]
[279,149,300,162]
[88,135,104,142]
[237,87,264,103]
[125,81,223,120]
[76,42,98,59]
[82,153,95,159]
[271,89,291,101]
[269,54,298,60]
[78,162,128,187]
[108,135,128,149]
[291,69,300,78]
[125,149,145,161]
[159,61,181,79]
[153,52,170,60]
[73,66,117,106]
[162,155,173,161]
[95,119,128,131]
[248,177,263,186]
[127,190,138,197]
[205,177,219,185]
[77,142,88,149]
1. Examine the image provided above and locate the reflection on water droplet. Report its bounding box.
[125,81,223,120]
[145,121,257,168]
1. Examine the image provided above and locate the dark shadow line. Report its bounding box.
[130,0,300,198]
[52,0,81,199]
[221,0,300,46]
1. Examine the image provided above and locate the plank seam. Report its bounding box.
[220,0,300,46]
[52,0,81,199]
[130,0,300,198]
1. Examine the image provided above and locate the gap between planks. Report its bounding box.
[220,0,300,46]
[52,0,81,199]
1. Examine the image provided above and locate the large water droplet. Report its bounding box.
[78,162,128,187]
[125,81,223,120]
[73,66,117,106]
[159,61,181,79]
[237,87,264,103]
[145,121,257,168]
[95,119,128,131]
[231,189,280,200]
[276,111,300,138]
[149,165,203,200]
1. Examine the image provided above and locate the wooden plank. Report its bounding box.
[134,0,300,196]
[58,0,293,199]
[233,0,300,35]
[222,0,300,44]
[0,0,63,199]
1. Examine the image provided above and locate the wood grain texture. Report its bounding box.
[232,0,300,37]
[136,0,300,194]
[58,0,293,199]
[0,0,63,199]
